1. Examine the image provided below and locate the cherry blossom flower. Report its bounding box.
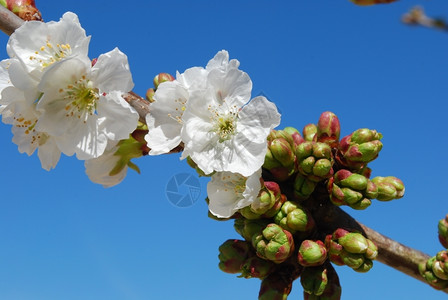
[181,90,281,177]
[0,59,61,170]
[207,169,262,218]
[7,11,90,80]
[35,48,138,160]
[145,50,237,155]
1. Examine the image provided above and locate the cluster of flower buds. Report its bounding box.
[419,250,448,290]
[438,214,448,249]
[214,111,403,298]
[325,229,378,273]
[252,223,295,264]
[218,239,276,279]
[264,128,304,181]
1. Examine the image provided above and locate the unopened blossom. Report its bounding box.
[207,168,262,218]
[7,11,90,80]
[84,142,128,187]
[35,48,138,160]
[145,50,238,155]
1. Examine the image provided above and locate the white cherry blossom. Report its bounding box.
[207,169,262,218]
[7,11,90,80]
[181,89,280,177]
[35,48,138,160]
[145,50,238,155]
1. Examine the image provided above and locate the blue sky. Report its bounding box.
[0,1,448,299]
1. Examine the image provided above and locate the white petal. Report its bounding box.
[37,137,61,171]
[92,48,134,93]
[85,142,127,188]
[97,91,138,141]
[207,170,261,218]
[145,81,189,155]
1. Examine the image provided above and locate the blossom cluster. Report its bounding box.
[0,12,282,217]
[145,50,281,217]
[0,12,139,175]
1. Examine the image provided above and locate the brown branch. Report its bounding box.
[0,5,24,35]
[402,6,448,32]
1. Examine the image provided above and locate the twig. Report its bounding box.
[402,6,448,32]
[0,5,24,35]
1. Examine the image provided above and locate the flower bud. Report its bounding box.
[274,201,315,233]
[419,256,448,290]
[284,126,305,146]
[316,111,340,148]
[294,173,317,200]
[327,170,374,210]
[303,263,342,300]
[371,176,405,201]
[336,128,383,170]
[270,138,296,167]
[2,0,42,21]
[296,142,334,182]
[234,218,270,241]
[153,73,175,89]
[252,224,295,264]
[303,124,317,142]
[301,266,328,296]
[145,88,155,103]
[240,255,276,279]
[298,240,328,267]
[438,214,448,249]
[326,229,377,272]
[259,272,293,300]
[338,232,368,254]
[218,239,250,274]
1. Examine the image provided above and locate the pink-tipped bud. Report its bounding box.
[316,111,340,148]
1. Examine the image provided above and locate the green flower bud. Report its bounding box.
[294,173,317,200]
[284,126,305,147]
[145,88,155,103]
[419,256,448,290]
[301,266,328,296]
[438,214,448,249]
[298,240,328,267]
[316,111,340,148]
[303,263,342,300]
[240,255,276,279]
[296,142,334,182]
[274,201,315,233]
[153,72,175,89]
[338,233,368,254]
[218,239,250,274]
[258,272,292,300]
[336,128,383,170]
[252,224,295,264]
[328,170,373,210]
[270,138,296,167]
[371,176,405,201]
[234,218,270,241]
[326,229,377,272]
[303,124,317,142]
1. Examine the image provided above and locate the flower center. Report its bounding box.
[14,114,48,146]
[29,41,72,69]
[209,102,238,143]
[60,75,99,122]
[221,173,247,196]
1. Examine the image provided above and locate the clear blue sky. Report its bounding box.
[0,1,448,299]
